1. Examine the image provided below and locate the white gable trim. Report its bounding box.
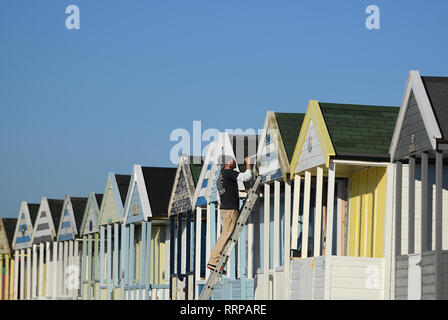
[12,201,33,250]
[390,70,442,160]
[30,197,57,244]
[56,195,78,240]
[123,165,152,224]
[192,141,216,208]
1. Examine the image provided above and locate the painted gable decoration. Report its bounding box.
[123,165,177,224]
[257,111,305,182]
[168,154,198,216]
[390,70,448,160]
[80,193,103,235]
[12,201,40,250]
[0,218,18,254]
[57,195,88,241]
[194,142,216,207]
[99,173,131,225]
[31,198,64,245]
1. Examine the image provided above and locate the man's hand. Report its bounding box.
[244,157,252,170]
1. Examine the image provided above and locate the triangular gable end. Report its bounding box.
[168,155,196,216]
[123,165,152,225]
[80,193,101,235]
[256,111,290,183]
[99,173,125,225]
[12,202,35,250]
[31,198,58,245]
[192,141,216,208]
[0,219,13,254]
[290,100,336,177]
[390,70,442,161]
[57,196,78,241]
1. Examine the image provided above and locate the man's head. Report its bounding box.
[222,156,236,169]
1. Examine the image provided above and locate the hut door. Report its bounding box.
[408,254,421,300]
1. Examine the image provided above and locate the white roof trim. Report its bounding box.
[390,70,442,160]
[123,164,152,224]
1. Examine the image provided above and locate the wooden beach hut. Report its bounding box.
[0,218,17,300]
[253,111,304,300]
[54,195,88,299]
[121,165,176,300]
[168,154,203,300]
[97,173,131,300]
[79,192,103,300]
[390,70,448,300]
[29,198,64,299]
[9,201,46,300]
[288,100,398,300]
[192,132,258,300]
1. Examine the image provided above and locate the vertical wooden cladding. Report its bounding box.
[348,167,387,258]
[100,186,120,225]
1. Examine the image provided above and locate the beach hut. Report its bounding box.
[54,195,88,299]
[253,111,304,300]
[168,155,203,300]
[390,71,448,300]
[192,132,258,300]
[79,192,103,300]
[97,173,131,300]
[29,198,64,299]
[288,100,398,300]
[122,165,176,300]
[9,201,40,300]
[0,218,17,300]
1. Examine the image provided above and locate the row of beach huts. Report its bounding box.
[1,70,448,300]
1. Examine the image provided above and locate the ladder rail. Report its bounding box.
[198,176,261,300]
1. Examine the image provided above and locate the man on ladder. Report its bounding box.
[206,156,252,274]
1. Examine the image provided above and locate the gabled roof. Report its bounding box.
[116,174,131,204]
[421,76,448,141]
[319,102,399,158]
[95,193,104,207]
[70,197,88,234]
[2,218,18,246]
[141,166,177,218]
[12,201,39,250]
[28,203,40,225]
[389,71,445,160]
[274,113,305,161]
[124,165,177,223]
[80,192,103,235]
[256,111,305,183]
[290,100,399,176]
[48,199,64,231]
[189,155,204,186]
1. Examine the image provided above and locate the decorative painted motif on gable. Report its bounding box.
[171,169,192,215]
[258,128,282,182]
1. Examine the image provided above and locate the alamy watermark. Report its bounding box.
[66,5,80,30]
[169,121,262,166]
[365,5,380,30]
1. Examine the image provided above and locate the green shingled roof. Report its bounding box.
[274,113,305,161]
[189,156,204,186]
[319,103,399,157]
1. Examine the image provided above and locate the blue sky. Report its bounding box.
[1,0,447,218]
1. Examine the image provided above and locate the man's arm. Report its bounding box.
[237,157,253,182]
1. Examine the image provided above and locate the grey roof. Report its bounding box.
[141,167,177,218]
[115,174,131,205]
[70,197,88,234]
[47,199,64,231]
[95,194,104,207]
[28,203,40,225]
[421,76,448,141]
[2,218,18,245]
